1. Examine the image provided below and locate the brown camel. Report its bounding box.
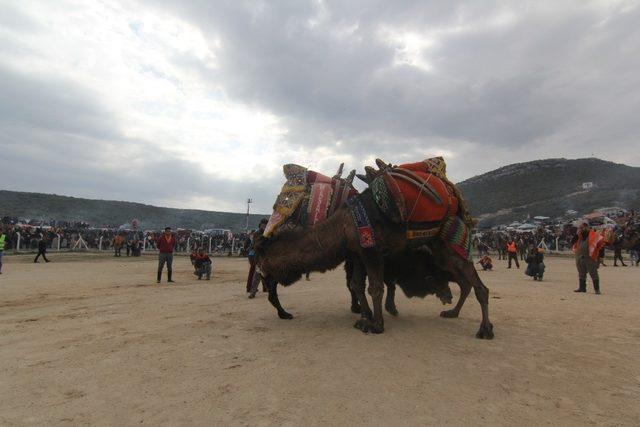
[262,163,452,320]
[256,188,494,339]
[260,165,403,318]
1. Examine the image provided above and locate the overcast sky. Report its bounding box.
[1,0,639,213]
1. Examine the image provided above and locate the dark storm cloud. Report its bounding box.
[2,0,640,215]
[149,0,640,164]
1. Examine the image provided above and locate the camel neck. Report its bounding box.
[261,207,351,284]
[290,210,349,271]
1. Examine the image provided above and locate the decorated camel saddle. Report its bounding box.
[359,156,475,260]
[264,163,357,238]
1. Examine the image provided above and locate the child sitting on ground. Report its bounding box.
[477,255,493,271]
[193,248,212,280]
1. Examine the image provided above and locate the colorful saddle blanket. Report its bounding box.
[371,163,456,223]
[264,164,357,238]
[368,156,474,260]
[370,157,474,226]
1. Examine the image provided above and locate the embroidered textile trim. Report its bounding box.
[347,198,376,248]
[439,215,472,261]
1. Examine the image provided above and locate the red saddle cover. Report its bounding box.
[394,163,458,223]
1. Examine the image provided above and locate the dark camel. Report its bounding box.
[256,188,494,339]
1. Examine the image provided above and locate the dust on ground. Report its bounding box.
[1,253,639,425]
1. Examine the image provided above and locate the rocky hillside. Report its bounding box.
[3,158,638,230]
[457,158,640,227]
[0,190,268,231]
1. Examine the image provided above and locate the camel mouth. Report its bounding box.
[436,286,453,305]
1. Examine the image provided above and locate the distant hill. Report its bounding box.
[458,158,640,227]
[3,158,638,231]
[0,190,269,232]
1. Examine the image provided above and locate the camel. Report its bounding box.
[620,223,640,252]
[259,164,405,319]
[256,184,494,339]
[597,224,640,266]
[261,163,454,321]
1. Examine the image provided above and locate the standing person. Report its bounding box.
[630,237,640,266]
[112,233,124,257]
[613,235,627,267]
[245,231,257,293]
[156,227,176,283]
[573,222,605,294]
[0,226,6,274]
[248,218,268,298]
[525,245,545,281]
[518,236,527,261]
[506,238,520,269]
[34,236,50,263]
[598,229,607,267]
[131,238,141,256]
[496,235,506,260]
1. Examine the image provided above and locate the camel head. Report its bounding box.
[253,227,308,286]
[434,281,453,305]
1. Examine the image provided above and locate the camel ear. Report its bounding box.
[333,163,344,179]
[356,174,370,184]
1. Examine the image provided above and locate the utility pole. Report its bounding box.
[246,198,252,232]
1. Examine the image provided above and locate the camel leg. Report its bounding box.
[384,281,399,316]
[345,256,361,313]
[349,287,362,314]
[450,258,494,339]
[354,253,385,334]
[265,277,293,320]
[350,258,374,329]
[440,280,471,319]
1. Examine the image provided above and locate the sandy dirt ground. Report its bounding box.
[1,252,639,426]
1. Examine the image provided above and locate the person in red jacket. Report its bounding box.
[156,227,176,283]
[572,222,605,294]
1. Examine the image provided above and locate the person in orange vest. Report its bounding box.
[506,238,520,269]
[572,222,605,294]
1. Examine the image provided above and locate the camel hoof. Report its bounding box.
[354,319,368,332]
[475,323,494,339]
[351,304,362,314]
[385,304,399,316]
[370,322,384,334]
[353,318,384,334]
[278,311,294,320]
[440,309,459,318]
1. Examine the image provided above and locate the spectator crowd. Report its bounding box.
[0,217,249,255]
